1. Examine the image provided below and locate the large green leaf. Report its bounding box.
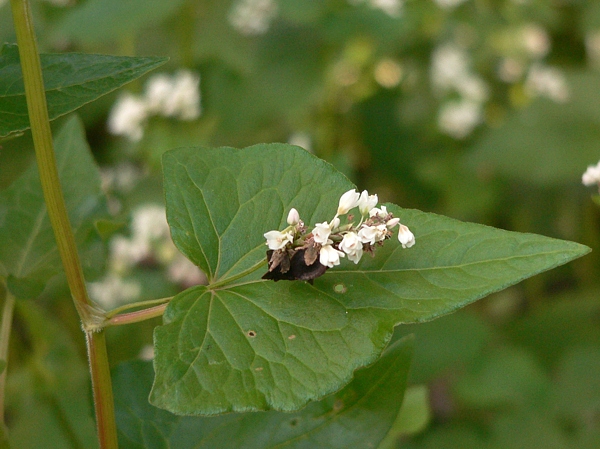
[152,144,589,415]
[116,336,413,449]
[0,44,167,137]
[0,115,106,298]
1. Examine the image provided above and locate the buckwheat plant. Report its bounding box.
[0,0,591,448]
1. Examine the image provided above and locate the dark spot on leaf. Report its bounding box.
[334,283,347,293]
[247,330,257,338]
[289,417,300,427]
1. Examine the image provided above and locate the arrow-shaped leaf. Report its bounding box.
[0,43,167,137]
[152,144,589,415]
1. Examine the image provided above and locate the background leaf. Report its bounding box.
[151,144,589,415]
[465,70,600,186]
[116,335,413,449]
[56,0,187,45]
[0,115,106,298]
[0,44,167,137]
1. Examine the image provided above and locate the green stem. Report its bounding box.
[209,259,267,290]
[105,296,172,320]
[9,0,92,317]
[9,0,117,446]
[0,287,15,426]
[86,332,118,448]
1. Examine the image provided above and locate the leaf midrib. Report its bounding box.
[0,58,162,100]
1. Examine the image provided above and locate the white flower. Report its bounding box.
[145,74,173,114]
[521,24,551,59]
[431,44,470,92]
[358,224,388,245]
[109,235,148,273]
[358,190,378,216]
[132,205,170,242]
[107,93,148,141]
[168,254,206,287]
[319,243,345,268]
[229,0,278,35]
[398,224,415,248]
[369,205,388,218]
[339,232,363,264]
[146,71,201,120]
[88,274,141,309]
[525,64,569,103]
[438,99,483,139]
[337,189,361,215]
[264,230,293,250]
[312,222,333,244]
[586,31,600,69]
[582,161,600,186]
[287,208,300,225]
[288,132,312,152]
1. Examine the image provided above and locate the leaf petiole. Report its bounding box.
[104,296,172,319]
[105,303,168,327]
[209,258,267,290]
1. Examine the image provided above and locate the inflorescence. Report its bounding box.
[262,189,415,282]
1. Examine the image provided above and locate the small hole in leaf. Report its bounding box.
[334,283,347,294]
[289,418,300,427]
[247,330,257,338]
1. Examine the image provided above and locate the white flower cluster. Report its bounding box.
[524,63,569,103]
[228,0,278,36]
[495,25,568,103]
[263,189,414,278]
[430,44,489,139]
[88,204,205,309]
[582,160,600,192]
[107,71,201,141]
[348,0,404,18]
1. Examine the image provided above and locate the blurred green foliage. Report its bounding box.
[1,0,600,447]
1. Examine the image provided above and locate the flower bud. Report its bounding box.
[287,208,300,225]
[386,217,400,228]
[337,189,360,215]
[398,224,415,248]
[358,190,378,216]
